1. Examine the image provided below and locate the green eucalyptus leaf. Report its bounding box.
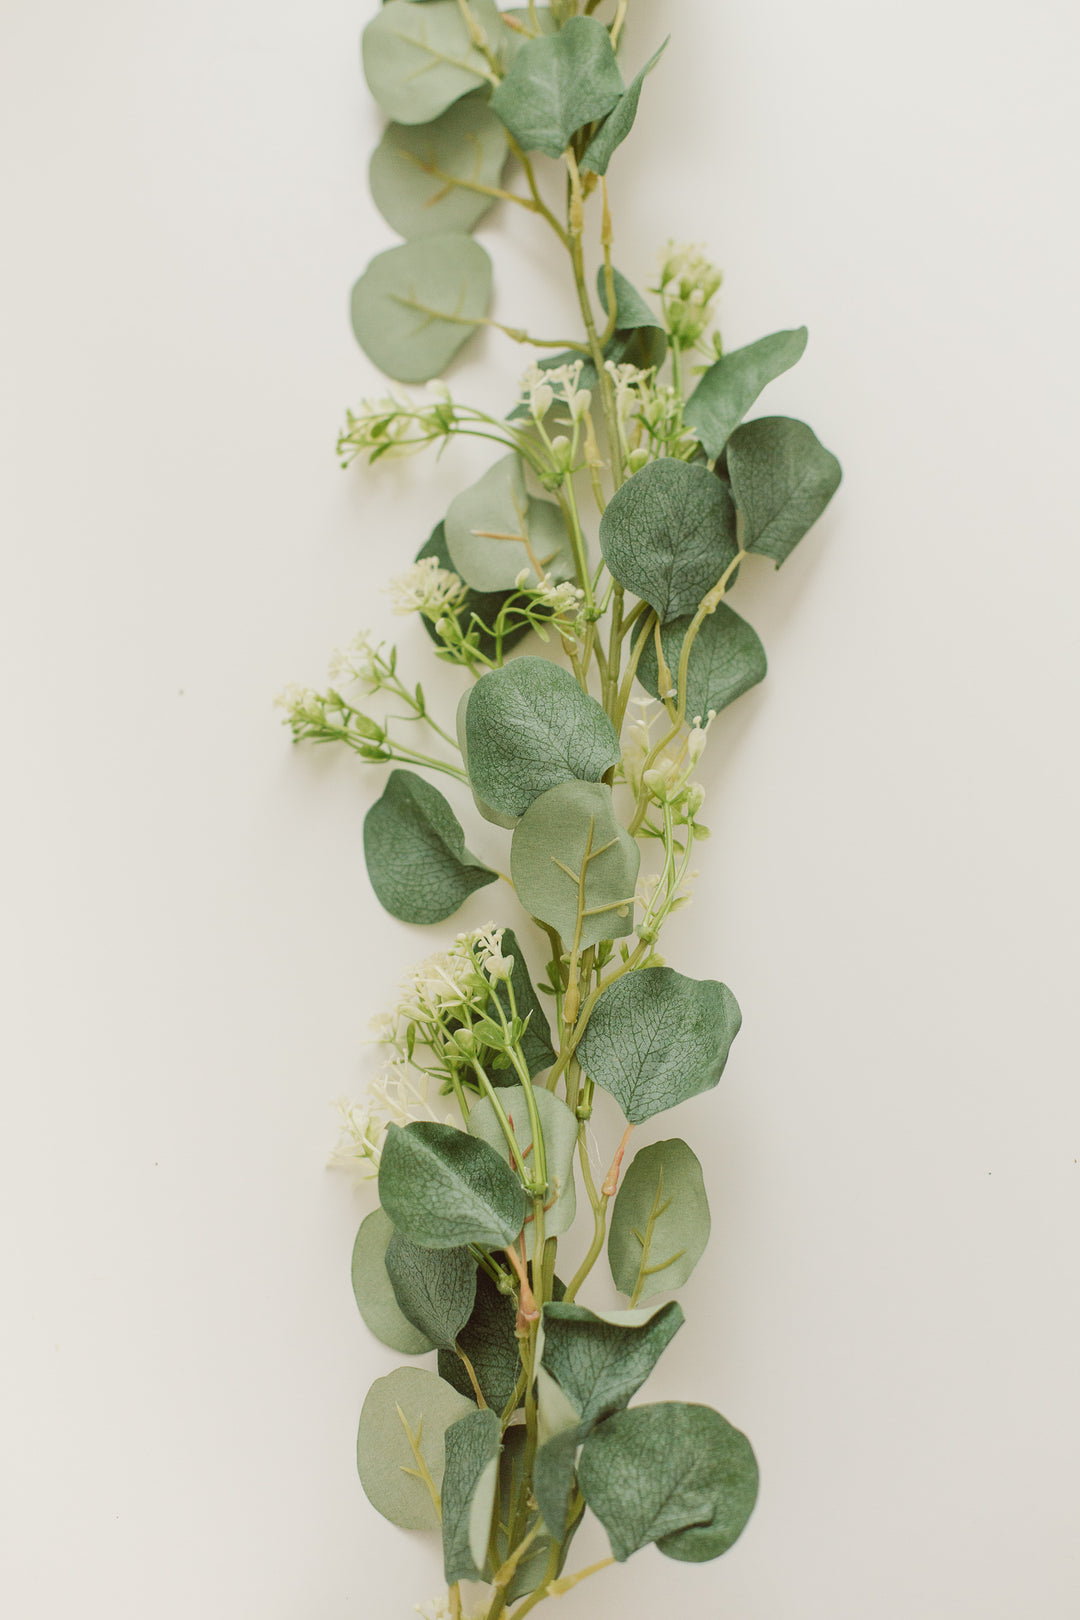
[350,233,492,384]
[369,92,510,240]
[363,769,497,924]
[599,459,738,622]
[465,658,621,820]
[489,15,624,159]
[581,39,668,175]
[385,1230,477,1351]
[608,1139,711,1302]
[501,7,558,62]
[456,688,519,831]
[576,967,742,1124]
[533,1423,588,1540]
[417,521,530,662]
[356,1366,475,1530]
[727,415,842,566]
[442,1407,502,1583]
[438,1265,523,1413]
[510,780,639,950]
[379,1121,528,1249]
[495,1425,561,1600]
[492,928,556,1077]
[351,1207,434,1355]
[363,0,500,126]
[636,602,767,723]
[578,1402,759,1562]
[469,1086,577,1254]
[538,1300,684,1427]
[445,454,574,592]
[684,327,809,460]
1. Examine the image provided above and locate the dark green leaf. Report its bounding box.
[495,1426,563,1600]
[445,454,574,592]
[636,602,767,723]
[363,769,497,924]
[379,1121,528,1249]
[489,16,624,159]
[726,415,842,566]
[369,91,510,239]
[578,1402,759,1562]
[363,0,501,126]
[439,1266,524,1413]
[350,233,492,384]
[538,1300,684,1426]
[533,1424,588,1541]
[575,967,742,1124]
[385,1231,477,1350]
[356,1366,474,1530]
[599,459,738,622]
[417,522,530,662]
[510,780,639,951]
[581,40,668,175]
[442,1407,502,1583]
[491,928,556,1076]
[608,1139,710,1302]
[684,327,808,460]
[351,1207,434,1355]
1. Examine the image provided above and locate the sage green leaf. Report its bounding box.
[576,967,742,1124]
[356,1366,475,1530]
[495,1426,563,1601]
[533,1424,588,1540]
[379,1121,528,1249]
[538,1300,684,1426]
[362,0,499,126]
[508,267,664,417]
[489,16,624,159]
[385,1231,477,1351]
[469,1086,577,1254]
[369,92,510,240]
[492,928,556,1077]
[417,521,530,662]
[581,39,668,175]
[438,1266,523,1413]
[684,327,809,460]
[363,769,497,924]
[578,1402,759,1562]
[442,1407,502,1583]
[726,415,842,567]
[636,602,767,723]
[608,1138,710,1302]
[351,1207,434,1355]
[599,459,738,622]
[465,659,621,820]
[350,233,492,384]
[445,454,574,592]
[510,780,639,951]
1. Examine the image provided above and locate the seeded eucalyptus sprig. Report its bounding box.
[280,5,841,1617]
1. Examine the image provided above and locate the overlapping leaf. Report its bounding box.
[684,327,808,460]
[538,1300,684,1426]
[416,521,530,662]
[636,602,767,722]
[469,1085,577,1252]
[385,1231,477,1350]
[379,1121,528,1249]
[438,1266,524,1414]
[599,459,738,622]
[356,1366,474,1530]
[351,1207,434,1355]
[442,1407,502,1583]
[490,16,624,158]
[445,454,573,592]
[510,780,639,950]
[363,769,497,924]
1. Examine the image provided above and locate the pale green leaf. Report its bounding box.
[385,1231,477,1351]
[684,327,808,460]
[362,0,500,126]
[369,92,510,239]
[445,454,574,592]
[599,459,738,622]
[581,39,668,175]
[575,967,742,1124]
[538,1300,684,1425]
[363,769,497,924]
[438,1266,523,1413]
[608,1138,710,1302]
[636,602,767,723]
[489,15,624,159]
[350,233,492,383]
[469,1086,577,1255]
[379,1121,528,1249]
[417,521,530,662]
[442,1407,502,1583]
[510,780,639,951]
[727,415,842,566]
[351,1207,434,1355]
[356,1366,474,1530]
[501,7,558,63]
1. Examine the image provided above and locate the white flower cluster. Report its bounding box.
[327,1061,446,1181]
[273,683,329,727]
[514,569,586,618]
[656,241,723,348]
[520,358,592,424]
[387,556,466,618]
[327,630,382,692]
[337,382,455,464]
[621,697,713,816]
[605,361,698,465]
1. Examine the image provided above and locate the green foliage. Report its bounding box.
[608,1139,711,1302]
[727,415,843,566]
[636,602,767,722]
[363,769,497,924]
[599,459,738,622]
[470,1086,578,1252]
[538,1300,684,1425]
[356,1366,475,1530]
[684,326,809,460]
[464,658,621,820]
[494,928,557,1076]
[362,0,500,126]
[445,454,573,592]
[350,233,492,383]
[416,521,530,661]
[379,1121,528,1248]
[508,268,665,413]
[510,780,639,950]
[490,16,624,159]
[533,1424,587,1540]
[351,1207,434,1355]
[495,1426,564,1601]
[575,967,742,1124]
[581,40,668,176]
[441,1407,502,1583]
[369,92,510,240]
[438,1266,523,1413]
[577,1402,759,1563]
[385,1231,477,1351]
[501,7,558,63]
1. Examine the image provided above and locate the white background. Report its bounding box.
[2,1,1078,1616]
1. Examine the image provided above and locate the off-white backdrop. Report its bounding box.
[2,2,1078,1616]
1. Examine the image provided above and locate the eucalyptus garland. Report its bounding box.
[278,5,841,1617]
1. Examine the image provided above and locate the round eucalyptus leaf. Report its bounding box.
[464,658,621,820]
[370,92,510,240]
[351,1207,434,1355]
[438,1265,523,1414]
[726,415,842,567]
[350,233,492,384]
[379,1121,528,1249]
[608,1138,710,1302]
[363,0,498,126]
[364,768,497,924]
[469,1085,577,1254]
[356,1365,474,1530]
[636,602,767,723]
[599,459,738,623]
[417,522,530,662]
[385,1230,477,1351]
[442,1406,502,1583]
[539,1300,684,1427]
[489,16,624,159]
[510,780,639,951]
[576,967,742,1124]
[578,1401,758,1563]
[684,327,809,461]
[445,454,574,592]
